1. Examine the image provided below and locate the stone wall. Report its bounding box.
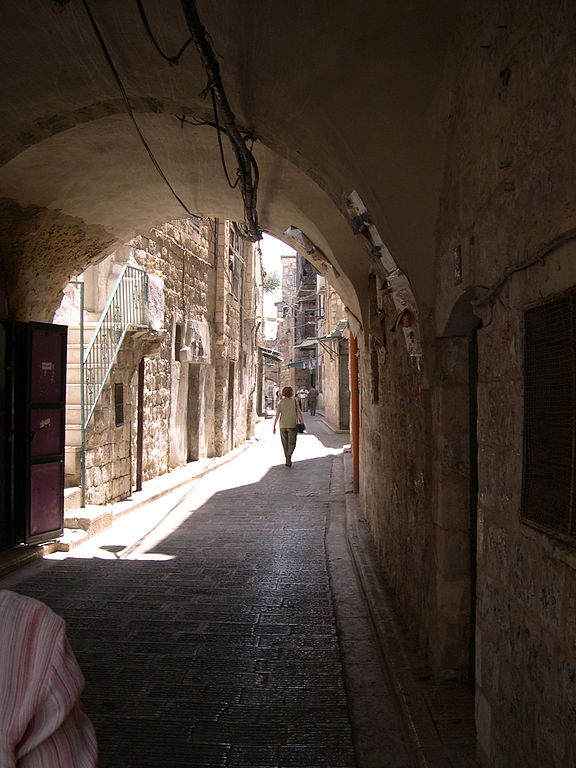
[277,254,297,392]
[85,337,155,505]
[130,218,216,478]
[82,217,262,505]
[433,3,576,765]
[317,279,348,429]
[359,310,432,652]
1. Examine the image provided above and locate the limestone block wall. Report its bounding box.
[131,219,216,477]
[140,355,171,482]
[212,221,261,455]
[277,254,297,392]
[317,283,348,428]
[85,343,142,505]
[429,336,474,682]
[359,317,432,651]
[83,218,216,503]
[320,348,341,426]
[82,216,262,504]
[433,3,576,765]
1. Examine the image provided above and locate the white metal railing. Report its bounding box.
[83,264,148,427]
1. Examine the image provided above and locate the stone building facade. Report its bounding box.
[355,6,576,766]
[315,276,349,431]
[274,254,349,430]
[275,253,297,393]
[63,218,263,506]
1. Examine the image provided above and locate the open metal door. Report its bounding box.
[13,322,67,544]
[0,323,13,549]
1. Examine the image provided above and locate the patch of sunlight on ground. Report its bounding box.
[49,420,345,563]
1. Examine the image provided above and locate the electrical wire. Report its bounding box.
[177,112,257,199]
[473,228,576,306]
[135,0,193,64]
[211,89,240,189]
[82,0,199,220]
[179,0,261,242]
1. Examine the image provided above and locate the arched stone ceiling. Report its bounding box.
[0,0,459,322]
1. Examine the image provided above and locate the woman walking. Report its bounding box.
[272,386,303,467]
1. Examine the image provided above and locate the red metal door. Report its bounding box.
[13,322,67,544]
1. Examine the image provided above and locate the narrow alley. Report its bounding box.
[0,417,475,768]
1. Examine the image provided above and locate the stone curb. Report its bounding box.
[341,451,463,768]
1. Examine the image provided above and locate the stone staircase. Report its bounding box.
[64,311,100,496]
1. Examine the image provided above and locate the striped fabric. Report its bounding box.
[0,590,97,767]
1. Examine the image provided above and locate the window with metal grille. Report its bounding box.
[114,382,124,427]
[522,291,575,540]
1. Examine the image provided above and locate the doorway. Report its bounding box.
[339,339,350,429]
[187,365,201,462]
[227,361,235,451]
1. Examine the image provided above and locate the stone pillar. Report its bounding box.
[429,335,474,680]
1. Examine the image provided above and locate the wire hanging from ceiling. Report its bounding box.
[135,0,193,64]
[81,0,201,223]
[179,0,261,243]
[134,0,261,241]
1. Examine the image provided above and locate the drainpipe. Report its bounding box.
[136,357,145,491]
[349,333,360,493]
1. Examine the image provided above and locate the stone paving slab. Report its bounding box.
[0,416,477,767]
[1,418,365,768]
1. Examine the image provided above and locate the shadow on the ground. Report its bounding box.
[3,440,358,768]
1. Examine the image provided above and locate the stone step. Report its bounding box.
[66,344,82,365]
[64,486,82,512]
[67,363,82,384]
[65,424,82,447]
[66,322,98,346]
[66,403,82,426]
[67,382,81,405]
[58,505,114,551]
[64,446,80,484]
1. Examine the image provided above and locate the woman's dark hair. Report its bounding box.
[281,386,293,397]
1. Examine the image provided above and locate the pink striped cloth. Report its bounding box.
[0,590,97,767]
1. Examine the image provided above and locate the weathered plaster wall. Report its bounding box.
[434,3,576,765]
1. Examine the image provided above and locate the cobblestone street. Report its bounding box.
[0,417,474,768]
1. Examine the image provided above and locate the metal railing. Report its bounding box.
[83,264,149,427]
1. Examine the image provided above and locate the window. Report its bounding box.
[114,382,124,427]
[174,323,182,361]
[521,290,575,541]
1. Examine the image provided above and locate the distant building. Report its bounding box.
[275,252,349,431]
